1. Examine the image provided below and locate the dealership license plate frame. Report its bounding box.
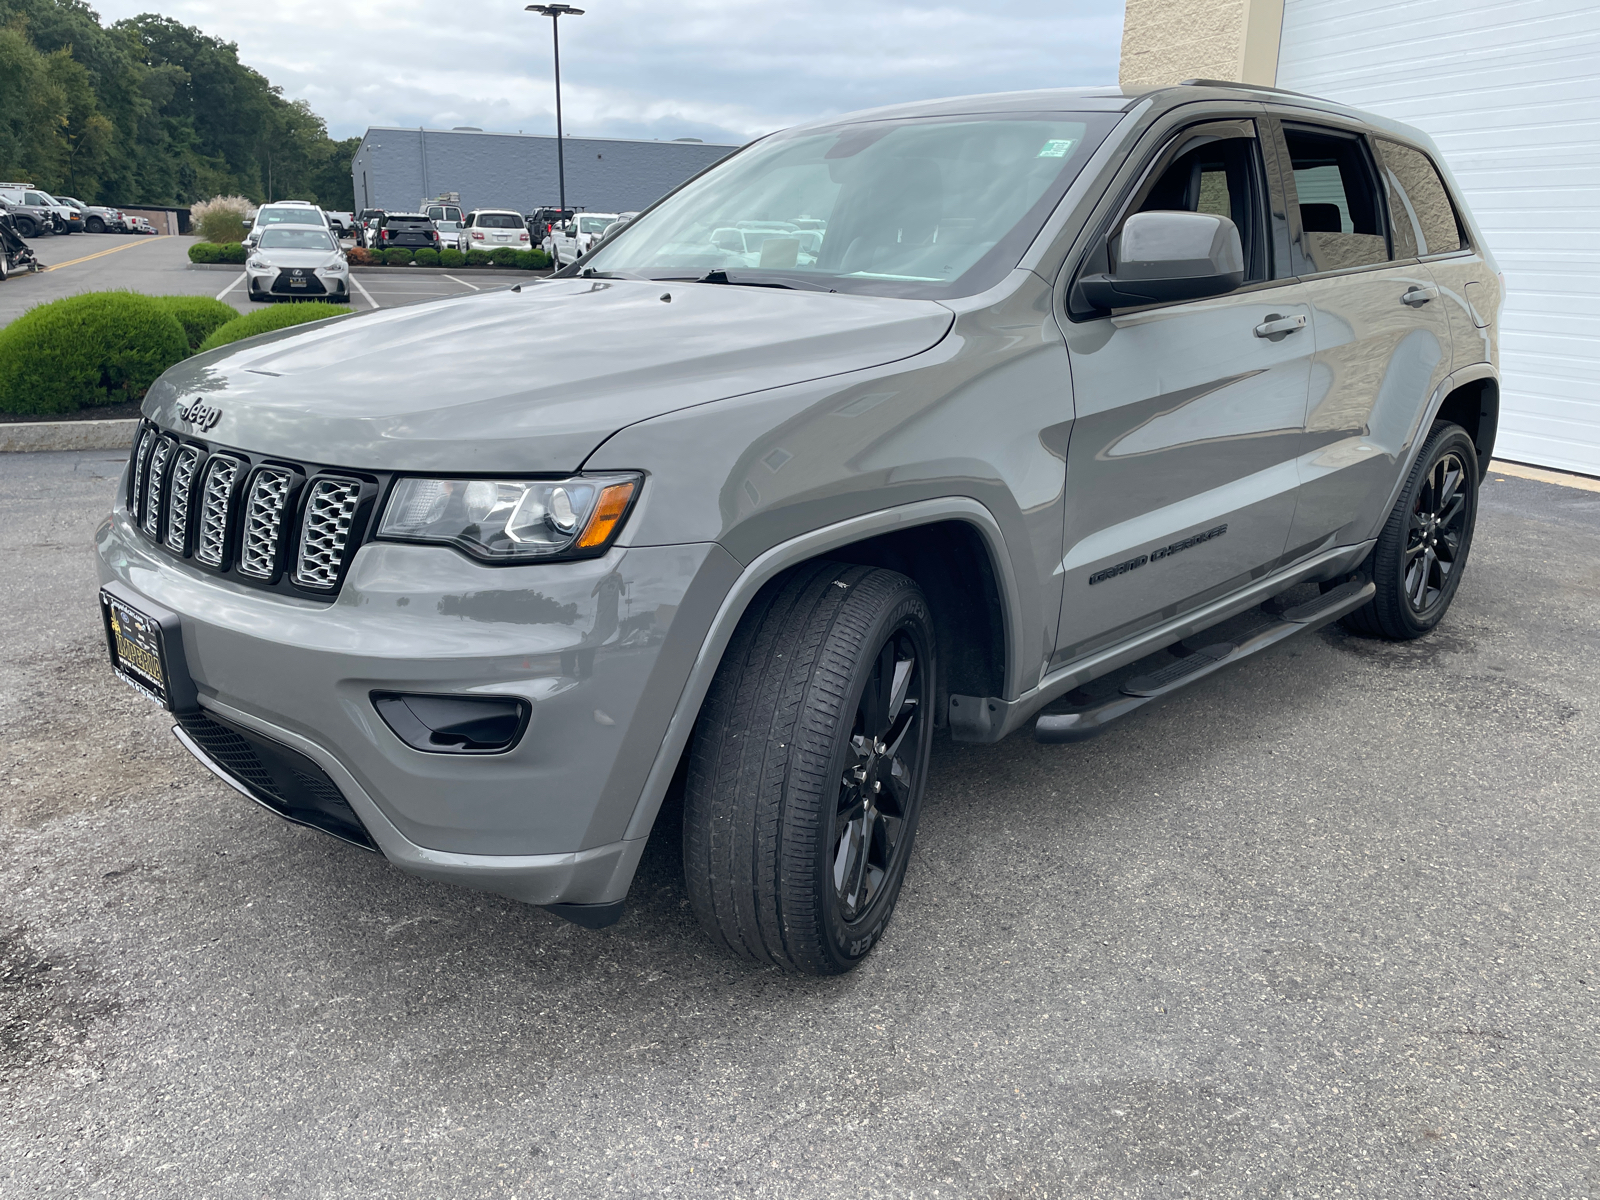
[99,582,199,714]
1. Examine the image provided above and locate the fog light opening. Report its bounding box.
[372,692,531,755]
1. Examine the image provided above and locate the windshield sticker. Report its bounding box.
[1037,138,1079,159]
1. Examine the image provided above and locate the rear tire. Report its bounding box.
[684,561,935,975]
[1337,421,1479,640]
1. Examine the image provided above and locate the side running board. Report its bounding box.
[1034,578,1375,744]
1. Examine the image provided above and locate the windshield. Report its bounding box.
[578,216,613,234]
[259,228,336,250]
[581,112,1116,297]
[477,213,522,229]
[258,207,323,226]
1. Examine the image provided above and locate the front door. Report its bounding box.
[1054,118,1313,666]
[1268,119,1456,552]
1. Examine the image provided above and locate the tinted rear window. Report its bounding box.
[259,208,324,226]
[386,218,433,229]
[477,213,522,229]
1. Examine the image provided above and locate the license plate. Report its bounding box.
[99,585,196,712]
[290,277,307,288]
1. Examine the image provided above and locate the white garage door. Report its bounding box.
[1276,0,1600,476]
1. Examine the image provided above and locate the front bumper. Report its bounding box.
[97,496,737,907]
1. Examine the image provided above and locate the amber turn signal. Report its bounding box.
[576,480,638,549]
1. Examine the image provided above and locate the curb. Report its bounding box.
[185,263,551,279]
[1,418,138,453]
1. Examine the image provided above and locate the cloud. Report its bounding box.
[87,0,1124,143]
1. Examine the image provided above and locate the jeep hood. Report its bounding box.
[142,278,954,472]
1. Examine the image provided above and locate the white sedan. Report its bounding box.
[245,227,350,303]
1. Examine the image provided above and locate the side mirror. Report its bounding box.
[1079,210,1245,309]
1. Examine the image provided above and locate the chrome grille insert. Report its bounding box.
[238,467,294,579]
[294,478,362,589]
[196,455,242,567]
[164,445,202,553]
[141,438,174,538]
[130,428,155,522]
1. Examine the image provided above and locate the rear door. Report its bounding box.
[1267,116,1456,551]
[1054,115,1314,665]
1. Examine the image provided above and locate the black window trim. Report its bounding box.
[1065,113,1287,321]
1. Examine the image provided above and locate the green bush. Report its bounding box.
[413,248,439,266]
[511,249,552,270]
[465,249,492,267]
[197,303,349,354]
[196,211,248,243]
[489,247,519,267]
[383,248,413,266]
[188,241,221,263]
[438,248,465,268]
[157,296,241,352]
[0,292,189,415]
[219,242,248,264]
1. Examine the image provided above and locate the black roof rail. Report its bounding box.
[1177,78,1317,99]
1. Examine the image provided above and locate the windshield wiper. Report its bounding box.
[692,269,835,292]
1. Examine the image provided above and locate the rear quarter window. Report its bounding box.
[1375,139,1464,258]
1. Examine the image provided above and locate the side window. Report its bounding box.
[1375,139,1463,258]
[1282,125,1388,274]
[1130,130,1270,284]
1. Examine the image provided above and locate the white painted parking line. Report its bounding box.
[215,272,245,301]
[349,274,379,310]
[443,274,479,290]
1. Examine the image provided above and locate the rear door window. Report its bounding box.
[1374,139,1464,258]
[1282,125,1389,274]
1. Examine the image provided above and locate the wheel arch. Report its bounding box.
[620,498,1023,846]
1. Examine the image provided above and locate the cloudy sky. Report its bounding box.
[89,0,1125,144]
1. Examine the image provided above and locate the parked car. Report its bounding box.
[325,211,356,239]
[459,209,530,253]
[245,226,350,302]
[245,201,329,248]
[375,213,442,252]
[423,202,464,227]
[128,215,159,236]
[355,209,386,248]
[547,212,616,266]
[99,82,1501,975]
[526,206,573,242]
[0,183,67,236]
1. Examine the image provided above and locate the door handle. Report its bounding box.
[1401,285,1438,307]
[1253,313,1307,340]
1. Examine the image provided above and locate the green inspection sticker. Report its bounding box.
[1037,138,1078,159]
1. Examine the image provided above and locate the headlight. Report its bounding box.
[248,258,267,269]
[377,474,640,562]
[320,259,347,272]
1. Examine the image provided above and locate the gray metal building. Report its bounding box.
[349,127,740,216]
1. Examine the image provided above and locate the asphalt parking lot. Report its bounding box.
[0,234,505,330]
[1,453,1597,1199]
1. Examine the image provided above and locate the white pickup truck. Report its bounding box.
[546,212,618,267]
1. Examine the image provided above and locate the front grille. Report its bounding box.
[141,437,173,538]
[163,445,202,553]
[125,422,376,599]
[271,267,326,295]
[295,478,362,589]
[238,467,294,579]
[195,455,242,567]
[177,709,376,850]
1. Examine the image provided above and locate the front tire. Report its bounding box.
[86,216,105,233]
[1340,421,1479,640]
[684,561,935,975]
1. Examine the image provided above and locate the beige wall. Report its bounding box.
[1119,0,1285,89]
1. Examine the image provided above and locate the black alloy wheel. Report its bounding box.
[1336,421,1480,640]
[86,216,105,233]
[832,630,923,925]
[685,561,935,975]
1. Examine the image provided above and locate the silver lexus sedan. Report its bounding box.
[245,227,351,303]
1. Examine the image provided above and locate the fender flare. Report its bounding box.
[619,497,1026,844]
[1366,362,1500,543]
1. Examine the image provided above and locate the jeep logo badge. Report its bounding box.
[177,400,222,431]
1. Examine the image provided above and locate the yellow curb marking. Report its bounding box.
[1489,459,1600,494]
[40,239,156,272]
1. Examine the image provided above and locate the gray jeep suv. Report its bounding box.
[97,83,1500,974]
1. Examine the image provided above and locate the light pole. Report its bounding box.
[525,4,584,216]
